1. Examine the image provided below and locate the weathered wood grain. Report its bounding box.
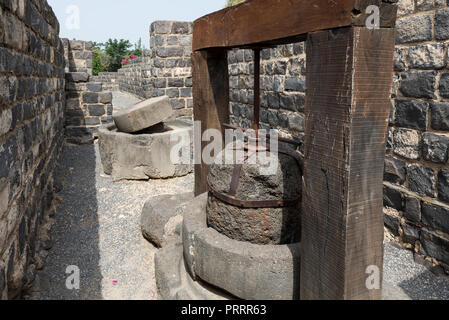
[193,0,397,51]
[192,50,230,196]
[300,27,395,300]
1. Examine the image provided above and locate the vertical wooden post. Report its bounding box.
[300,27,395,300]
[192,49,230,196]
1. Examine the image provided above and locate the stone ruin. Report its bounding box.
[2,0,449,300]
[98,96,193,181]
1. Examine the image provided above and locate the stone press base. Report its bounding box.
[151,193,412,300]
[98,119,193,181]
[154,193,302,300]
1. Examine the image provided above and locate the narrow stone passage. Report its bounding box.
[24,92,193,300]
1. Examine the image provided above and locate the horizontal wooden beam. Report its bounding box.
[193,0,397,51]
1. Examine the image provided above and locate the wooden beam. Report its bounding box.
[193,0,397,51]
[300,26,395,300]
[192,50,230,196]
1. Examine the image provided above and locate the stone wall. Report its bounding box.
[384,0,449,270]
[117,56,150,98]
[228,2,449,270]
[64,40,113,144]
[147,21,193,118]
[0,0,65,298]
[91,72,119,91]
[63,39,92,75]
[94,21,194,118]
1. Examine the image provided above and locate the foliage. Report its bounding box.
[226,0,245,7]
[104,39,133,72]
[91,39,144,75]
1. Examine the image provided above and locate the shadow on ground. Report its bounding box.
[31,144,102,299]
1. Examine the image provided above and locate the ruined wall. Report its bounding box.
[117,55,151,98]
[64,40,113,144]
[92,72,119,92]
[229,1,449,269]
[93,21,194,118]
[147,21,193,118]
[384,0,449,269]
[0,0,65,298]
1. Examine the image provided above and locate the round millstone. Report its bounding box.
[113,96,173,133]
[206,150,302,245]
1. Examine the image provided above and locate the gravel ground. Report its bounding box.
[384,242,449,300]
[26,142,193,300]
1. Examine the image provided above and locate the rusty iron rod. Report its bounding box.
[253,49,261,135]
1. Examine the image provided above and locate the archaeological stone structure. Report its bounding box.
[0,0,65,299]
[1,0,449,301]
[98,96,193,181]
[221,0,449,273]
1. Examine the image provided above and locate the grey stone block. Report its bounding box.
[87,104,105,117]
[439,74,449,99]
[395,100,428,130]
[65,72,89,83]
[430,102,449,130]
[405,197,421,223]
[402,223,420,244]
[399,71,435,99]
[438,169,449,203]
[408,165,435,197]
[383,185,403,211]
[407,44,445,69]
[99,92,113,104]
[421,203,449,234]
[172,22,191,34]
[141,192,194,248]
[98,120,193,180]
[394,49,406,72]
[207,150,302,245]
[435,8,449,40]
[86,82,102,92]
[393,128,420,160]
[113,96,173,133]
[384,156,406,184]
[287,112,305,132]
[396,14,432,44]
[285,76,306,92]
[420,229,449,265]
[82,92,98,103]
[422,133,449,164]
[151,21,172,34]
[155,240,231,300]
[384,213,400,236]
[181,193,301,300]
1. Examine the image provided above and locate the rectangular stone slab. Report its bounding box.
[113,96,174,133]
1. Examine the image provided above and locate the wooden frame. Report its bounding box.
[192,0,397,300]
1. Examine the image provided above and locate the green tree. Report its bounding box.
[129,38,143,58]
[226,0,245,7]
[104,39,133,72]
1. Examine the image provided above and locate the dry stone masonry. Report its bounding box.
[0,0,65,299]
[95,21,194,118]
[64,40,113,144]
[386,0,449,269]
[228,1,449,270]
[1,0,449,300]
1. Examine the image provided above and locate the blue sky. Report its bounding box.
[47,0,225,48]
